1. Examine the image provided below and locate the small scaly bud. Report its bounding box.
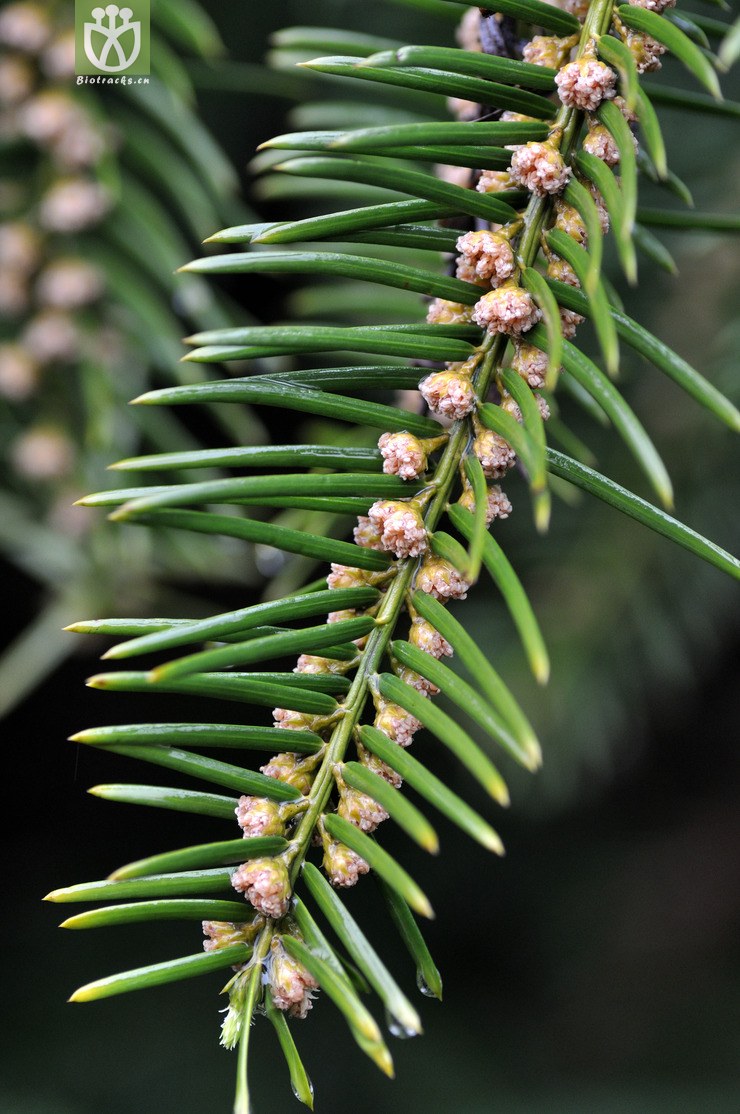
[588,184,611,234]
[327,608,356,625]
[473,428,516,479]
[458,484,512,525]
[586,119,638,165]
[368,500,428,559]
[582,123,621,167]
[455,230,515,286]
[613,95,638,125]
[476,169,513,195]
[267,937,319,1019]
[374,700,422,748]
[510,141,571,196]
[231,857,291,919]
[560,307,585,339]
[326,563,369,590]
[235,796,285,839]
[322,836,369,888]
[415,556,471,601]
[624,29,667,74]
[358,742,404,786]
[409,617,453,660]
[202,920,256,954]
[500,111,536,125]
[378,431,428,480]
[547,257,579,288]
[511,342,550,389]
[472,282,542,337]
[500,392,551,423]
[273,707,321,732]
[261,752,317,796]
[419,370,477,420]
[522,35,575,69]
[555,58,617,112]
[396,664,439,697]
[455,258,489,288]
[295,654,346,675]
[425,298,473,325]
[337,784,389,833]
[353,515,385,550]
[553,199,587,245]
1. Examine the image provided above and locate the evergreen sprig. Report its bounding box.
[0,0,257,716]
[50,2,738,1110]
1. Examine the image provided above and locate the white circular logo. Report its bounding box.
[83,5,141,73]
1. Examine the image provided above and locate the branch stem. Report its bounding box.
[234,927,273,1114]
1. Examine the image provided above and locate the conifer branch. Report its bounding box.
[48,1,739,1109]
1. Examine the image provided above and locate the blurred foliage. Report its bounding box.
[0,0,268,715]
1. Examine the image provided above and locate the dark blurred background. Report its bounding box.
[2,2,739,1112]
